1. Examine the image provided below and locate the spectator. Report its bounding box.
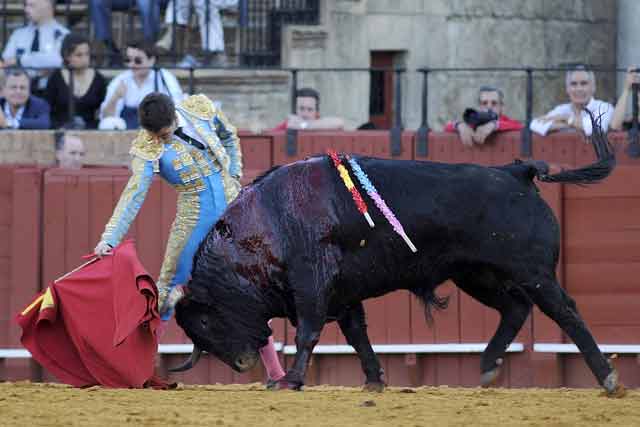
[89,0,167,65]
[99,40,183,130]
[444,85,523,147]
[1,0,69,94]
[54,131,86,169]
[156,0,238,67]
[272,87,345,131]
[44,34,108,129]
[530,67,614,136]
[0,68,51,130]
[610,67,640,131]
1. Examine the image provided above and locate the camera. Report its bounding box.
[462,108,498,128]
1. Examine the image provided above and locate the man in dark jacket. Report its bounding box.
[0,67,51,129]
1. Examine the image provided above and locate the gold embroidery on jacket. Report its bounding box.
[101,157,151,245]
[179,94,216,120]
[157,192,200,292]
[130,130,164,161]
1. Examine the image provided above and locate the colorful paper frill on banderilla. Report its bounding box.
[327,149,417,253]
[327,149,374,228]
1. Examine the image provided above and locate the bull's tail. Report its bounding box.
[413,287,449,326]
[536,110,616,185]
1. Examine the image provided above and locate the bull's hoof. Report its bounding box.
[603,370,626,398]
[480,367,501,388]
[271,379,303,391]
[363,381,385,393]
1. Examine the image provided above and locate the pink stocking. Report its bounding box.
[259,335,285,380]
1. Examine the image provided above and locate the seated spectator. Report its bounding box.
[44,34,108,129]
[611,67,640,131]
[0,0,69,95]
[90,0,167,65]
[530,66,613,136]
[157,0,238,67]
[0,68,51,130]
[54,131,86,169]
[444,85,523,146]
[272,87,345,131]
[99,40,183,130]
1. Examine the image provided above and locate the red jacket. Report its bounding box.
[444,114,524,133]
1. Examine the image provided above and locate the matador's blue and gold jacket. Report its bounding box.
[100,94,242,314]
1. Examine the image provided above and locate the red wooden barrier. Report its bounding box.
[0,167,43,381]
[1,130,639,388]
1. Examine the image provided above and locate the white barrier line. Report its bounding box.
[0,349,32,358]
[283,343,525,355]
[534,343,640,354]
[2,343,525,358]
[157,342,284,354]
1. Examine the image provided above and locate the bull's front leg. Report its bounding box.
[277,313,325,390]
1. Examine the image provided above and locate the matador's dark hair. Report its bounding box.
[138,92,176,133]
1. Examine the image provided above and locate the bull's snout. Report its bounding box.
[233,351,259,372]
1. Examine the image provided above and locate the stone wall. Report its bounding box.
[0,131,136,166]
[153,69,290,132]
[281,0,618,130]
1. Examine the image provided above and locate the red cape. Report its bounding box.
[15,240,168,388]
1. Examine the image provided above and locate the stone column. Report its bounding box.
[617,0,640,96]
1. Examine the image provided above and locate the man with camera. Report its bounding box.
[445,85,523,147]
[610,67,640,131]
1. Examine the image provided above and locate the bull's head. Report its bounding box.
[170,250,272,373]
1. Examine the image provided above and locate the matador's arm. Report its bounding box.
[100,156,154,247]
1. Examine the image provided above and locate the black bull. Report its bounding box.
[173,129,623,395]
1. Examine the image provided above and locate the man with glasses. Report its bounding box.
[99,40,183,129]
[93,92,286,386]
[445,85,523,147]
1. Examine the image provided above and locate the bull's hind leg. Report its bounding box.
[337,302,385,392]
[524,279,624,397]
[456,280,532,387]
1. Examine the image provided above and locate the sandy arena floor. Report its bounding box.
[1,382,638,426]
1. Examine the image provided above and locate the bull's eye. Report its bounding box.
[200,317,209,329]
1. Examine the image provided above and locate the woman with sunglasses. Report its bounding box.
[44,33,108,129]
[99,39,183,129]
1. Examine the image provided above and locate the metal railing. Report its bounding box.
[5,65,640,159]
[239,0,320,66]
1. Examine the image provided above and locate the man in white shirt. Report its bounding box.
[530,67,614,137]
[1,0,69,93]
[99,40,184,130]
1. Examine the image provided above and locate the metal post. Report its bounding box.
[520,68,533,157]
[627,83,640,158]
[290,69,298,113]
[205,0,210,57]
[189,68,195,95]
[390,69,403,156]
[3,0,7,47]
[68,66,75,127]
[287,69,299,156]
[416,69,430,157]
[171,0,178,63]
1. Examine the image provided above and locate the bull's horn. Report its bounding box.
[168,345,202,372]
